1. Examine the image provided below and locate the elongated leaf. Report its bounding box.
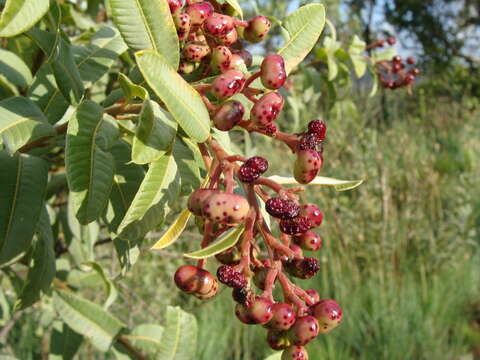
[349,35,367,78]
[28,64,70,124]
[66,100,116,224]
[0,48,32,90]
[107,140,145,233]
[125,324,164,355]
[184,224,245,259]
[173,137,202,196]
[108,0,179,68]
[264,353,282,360]
[0,152,48,265]
[50,321,83,360]
[14,207,56,311]
[116,152,180,241]
[135,50,210,142]
[151,209,191,250]
[73,26,128,87]
[158,306,197,360]
[53,289,125,352]
[83,262,118,309]
[0,0,50,37]
[267,175,364,191]
[132,100,177,164]
[118,73,148,101]
[27,28,85,104]
[278,4,326,74]
[0,96,56,154]
[372,48,397,63]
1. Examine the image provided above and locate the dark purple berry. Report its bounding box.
[244,15,271,43]
[311,299,343,334]
[204,13,234,37]
[267,330,291,350]
[392,55,402,63]
[186,1,214,26]
[261,53,287,90]
[307,120,327,141]
[407,56,416,65]
[284,257,319,279]
[235,296,274,325]
[411,68,420,76]
[250,92,284,127]
[387,37,396,45]
[211,69,246,99]
[232,286,252,306]
[404,74,415,85]
[234,49,253,68]
[299,204,323,228]
[279,216,311,235]
[288,316,319,346]
[265,198,300,220]
[245,156,269,173]
[298,133,320,151]
[237,165,260,183]
[293,149,322,184]
[293,230,322,251]
[202,192,250,224]
[217,265,247,288]
[266,303,296,330]
[281,345,309,360]
[213,100,244,131]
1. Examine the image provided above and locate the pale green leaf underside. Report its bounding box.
[150,209,191,250]
[135,50,210,142]
[278,4,326,74]
[66,100,115,225]
[267,175,364,191]
[158,306,197,360]
[184,224,245,259]
[53,289,125,352]
[0,0,50,37]
[108,0,179,68]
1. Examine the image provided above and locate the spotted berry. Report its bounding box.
[183,42,211,62]
[211,69,246,99]
[293,149,322,184]
[300,204,323,228]
[307,120,327,141]
[311,299,343,334]
[187,189,218,216]
[173,12,191,41]
[261,53,287,90]
[204,13,234,37]
[250,92,284,128]
[235,296,273,325]
[211,46,233,73]
[213,100,245,131]
[202,191,250,224]
[305,289,320,304]
[178,61,198,74]
[244,15,271,43]
[217,265,247,288]
[218,27,238,46]
[168,0,184,14]
[281,345,309,360]
[186,1,214,26]
[266,303,296,330]
[284,257,320,279]
[267,330,291,350]
[293,230,322,251]
[288,315,319,346]
[245,156,269,173]
[174,265,217,295]
[265,198,300,220]
[279,216,311,235]
[237,165,260,183]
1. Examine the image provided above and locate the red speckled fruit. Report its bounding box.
[168,0,184,14]
[293,149,322,184]
[173,12,191,41]
[218,27,238,46]
[284,257,319,279]
[213,100,244,131]
[211,45,233,73]
[267,330,291,350]
[187,189,218,216]
[183,42,211,62]
[300,204,323,228]
[293,230,322,251]
[281,345,309,360]
[174,265,217,295]
[261,53,287,90]
[194,278,218,300]
[387,37,396,45]
[186,1,214,26]
[250,92,284,127]
[404,74,415,85]
[307,120,327,141]
[211,69,246,99]
[244,15,271,43]
[279,216,311,236]
[202,192,250,224]
[235,296,274,324]
[178,61,198,74]
[311,299,343,334]
[204,13,234,37]
[266,303,296,330]
[288,315,319,346]
[305,289,320,304]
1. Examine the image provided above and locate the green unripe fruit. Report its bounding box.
[211,46,233,73]
[293,150,322,184]
[244,15,271,43]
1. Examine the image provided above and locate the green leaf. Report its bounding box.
[73,26,128,87]
[278,4,326,74]
[173,137,202,196]
[0,151,48,265]
[0,48,33,90]
[118,73,148,101]
[323,37,341,81]
[124,324,164,355]
[28,64,70,124]
[106,140,145,234]
[158,306,197,360]
[217,0,243,18]
[132,100,177,164]
[0,0,50,37]
[116,152,180,241]
[82,262,118,309]
[27,28,85,104]
[66,101,117,224]
[348,35,367,78]
[49,321,83,360]
[267,175,364,191]
[264,353,282,360]
[14,207,56,311]
[0,96,56,154]
[53,289,125,352]
[372,48,397,63]
[150,209,191,250]
[135,50,210,142]
[184,224,245,259]
[107,0,179,68]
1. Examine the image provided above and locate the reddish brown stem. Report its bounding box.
[244,71,261,89]
[278,271,307,313]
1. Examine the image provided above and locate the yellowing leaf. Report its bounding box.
[150,209,192,250]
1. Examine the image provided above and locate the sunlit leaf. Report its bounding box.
[0,0,49,37]
[150,209,192,250]
[267,175,364,191]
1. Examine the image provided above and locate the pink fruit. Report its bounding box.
[261,53,287,90]
[235,296,273,324]
[293,230,322,251]
[250,92,284,127]
[244,15,271,43]
[281,345,309,360]
[213,100,245,131]
[211,46,233,73]
[299,204,323,228]
[293,149,322,184]
[186,1,214,26]
[288,315,319,346]
[202,191,250,224]
[312,299,343,334]
[183,42,210,62]
[173,12,191,41]
[187,189,218,216]
[174,265,217,295]
[204,13,234,37]
[211,69,246,99]
[266,303,296,330]
[217,27,238,46]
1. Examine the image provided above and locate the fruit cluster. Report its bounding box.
[169,1,342,358]
[367,37,420,91]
